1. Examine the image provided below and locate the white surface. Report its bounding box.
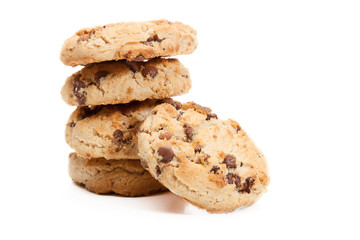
[1,0,359,239]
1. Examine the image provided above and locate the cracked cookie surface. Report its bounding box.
[137,101,270,213]
[65,99,164,160]
[60,19,198,66]
[68,153,167,196]
[61,58,191,106]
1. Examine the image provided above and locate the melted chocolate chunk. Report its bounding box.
[184,123,193,140]
[234,175,241,187]
[226,173,235,184]
[133,55,145,62]
[73,76,87,105]
[141,35,164,45]
[240,177,255,194]
[148,35,164,42]
[142,66,158,78]
[223,154,237,168]
[210,166,220,174]
[94,70,108,84]
[113,130,123,142]
[156,165,161,176]
[157,146,174,163]
[206,113,218,120]
[226,173,241,186]
[126,61,141,73]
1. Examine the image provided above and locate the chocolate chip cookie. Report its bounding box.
[137,101,270,213]
[68,153,167,196]
[60,20,198,66]
[61,58,191,106]
[65,99,164,160]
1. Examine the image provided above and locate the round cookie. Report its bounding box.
[137,101,270,213]
[65,99,180,160]
[61,58,191,106]
[60,19,198,66]
[68,153,167,196]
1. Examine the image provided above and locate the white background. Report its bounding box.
[1,0,359,239]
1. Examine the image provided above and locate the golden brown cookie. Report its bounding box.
[61,58,191,106]
[65,99,181,160]
[137,101,270,213]
[60,20,198,66]
[68,153,167,196]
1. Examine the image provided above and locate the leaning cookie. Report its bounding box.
[68,153,167,196]
[137,102,270,213]
[60,19,198,66]
[65,99,180,160]
[61,58,191,106]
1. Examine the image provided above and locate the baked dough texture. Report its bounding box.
[137,101,269,213]
[60,20,198,66]
[61,58,191,106]
[65,100,161,160]
[68,152,167,196]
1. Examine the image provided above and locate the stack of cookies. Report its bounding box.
[60,20,270,213]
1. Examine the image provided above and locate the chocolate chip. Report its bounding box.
[226,173,241,186]
[210,166,220,174]
[148,35,163,42]
[184,123,193,140]
[234,175,241,187]
[206,113,218,120]
[142,66,158,78]
[157,146,174,163]
[73,77,87,105]
[236,126,241,132]
[223,154,237,168]
[113,130,123,142]
[126,61,141,73]
[159,132,172,140]
[239,177,255,194]
[226,173,235,184]
[142,35,164,45]
[73,78,86,91]
[133,55,145,62]
[78,95,86,105]
[192,142,202,153]
[69,121,76,128]
[140,160,148,169]
[94,70,108,84]
[156,165,161,176]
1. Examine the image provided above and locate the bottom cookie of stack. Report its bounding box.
[68,153,167,197]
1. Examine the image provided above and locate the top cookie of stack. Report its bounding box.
[60,19,197,106]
